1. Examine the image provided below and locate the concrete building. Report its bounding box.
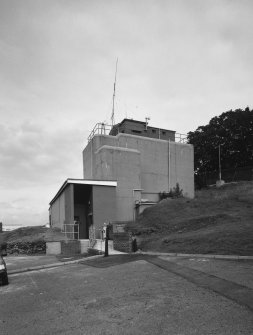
[49,119,194,240]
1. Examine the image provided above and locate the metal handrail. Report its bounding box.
[175,133,187,143]
[87,122,188,144]
[62,224,79,240]
[87,123,112,142]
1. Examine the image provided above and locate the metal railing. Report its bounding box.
[62,224,79,240]
[89,226,106,248]
[87,122,188,144]
[175,133,187,143]
[87,123,112,142]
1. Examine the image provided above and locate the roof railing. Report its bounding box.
[87,123,112,142]
[87,122,188,144]
[175,133,188,143]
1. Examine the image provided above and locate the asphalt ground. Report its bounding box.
[1,258,253,335]
[159,255,253,289]
[81,254,253,311]
[5,255,61,272]
[4,254,253,308]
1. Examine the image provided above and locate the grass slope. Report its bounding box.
[0,226,68,245]
[127,181,253,255]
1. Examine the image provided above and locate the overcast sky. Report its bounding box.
[0,0,252,228]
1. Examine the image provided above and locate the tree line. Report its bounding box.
[187,107,253,187]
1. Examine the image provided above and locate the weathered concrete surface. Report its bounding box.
[94,146,141,222]
[84,134,194,199]
[83,133,194,223]
[1,257,253,335]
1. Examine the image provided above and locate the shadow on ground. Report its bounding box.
[80,254,149,268]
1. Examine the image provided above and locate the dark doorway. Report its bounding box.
[73,184,92,239]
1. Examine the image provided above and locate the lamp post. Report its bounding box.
[217,144,224,187]
[218,144,221,181]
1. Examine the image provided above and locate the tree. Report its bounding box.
[187,107,253,185]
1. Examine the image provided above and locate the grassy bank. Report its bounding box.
[1,182,252,255]
[0,226,68,254]
[127,181,253,255]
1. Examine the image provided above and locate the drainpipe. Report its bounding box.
[132,189,143,221]
[168,139,170,192]
[91,139,93,177]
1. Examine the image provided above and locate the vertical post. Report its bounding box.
[104,224,109,257]
[168,139,170,192]
[145,117,150,130]
[218,144,222,181]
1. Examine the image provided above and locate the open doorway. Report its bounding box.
[73,184,92,239]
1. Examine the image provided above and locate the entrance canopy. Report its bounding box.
[49,179,117,239]
[49,178,117,206]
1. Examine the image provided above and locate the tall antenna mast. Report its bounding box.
[111,58,118,126]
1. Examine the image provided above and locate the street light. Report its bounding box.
[217,144,225,187]
[218,144,221,181]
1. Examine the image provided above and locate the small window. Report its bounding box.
[162,131,166,135]
[152,129,156,133]
[132,129,142,134]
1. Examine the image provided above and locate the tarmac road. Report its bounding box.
[1,257,253,335]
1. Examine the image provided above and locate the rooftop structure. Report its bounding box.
[87,119,187,143]
[110,118,176,141]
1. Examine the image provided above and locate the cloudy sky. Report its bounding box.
[0,0,252,228]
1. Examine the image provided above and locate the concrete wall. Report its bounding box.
[169,141,194,198]
[84,133,194,195]
[93,146,141,221]
[92,185,117,236]
[64,184,74,226]
[50,184,74,234]
[83,135,116,179]
[117,134,170,194]
[50,191,65,229]
[83,132,194,222]
[46,241,61,255]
